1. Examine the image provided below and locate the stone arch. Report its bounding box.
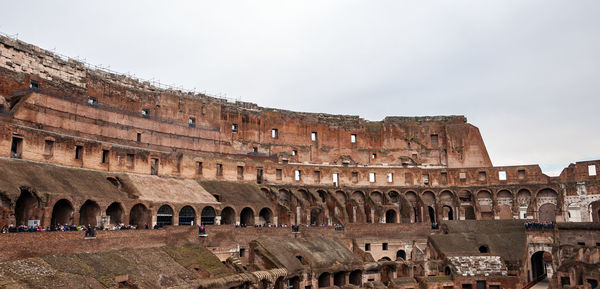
[396,250,406,260]
[477,190,493,219]
[497,189,513,200]
[405,191,421,222]
[220,206,235,225]
[439,190,455,205]
[335,190,347,204]
[200,206,215,225]
[351,191,365,205]
[310,207,324,225]
[370,191,384,205]
[258,207,273,225]
[278,189,291,206]
[442,205,454,220]
[277,205,291,225]
[538,203,557,222]
[240,207,255,226]
[317,190,328,203]
[388,190,400,203]
[537,188,558,199]
[79,200,100,226]
[531,251,552,281]
[385,209,397,223]
[590,200,600,222]
[106,202,124,225]
[422,191,436,205]
[157,204,174,227]
[297,189,311,204]
[349,270,362,286]
[333,271,346,286]
[379,257,392,261]
[15,188,41,226]
[179,206,196,226]
[129,203,150,228]
[318,272,331,288]
[51,199,74,226]
[458,190,473,202]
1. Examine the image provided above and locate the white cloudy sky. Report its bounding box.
[1,1,599,176]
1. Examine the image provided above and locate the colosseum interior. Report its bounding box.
[0,34,598,289]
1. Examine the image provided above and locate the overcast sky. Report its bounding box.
[1,1,599,176]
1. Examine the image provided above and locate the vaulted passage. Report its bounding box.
[200,206,215,225]
[179,206,196,226]
[531,251,552,281]
[157,205,173,227]
[220,207,235,225]
[258,208,273,225]
[240,207,254,226]
[15,189,40,226]
[396,250,406,260]
[385,209,397,223]
[51,199,74,226]
[79,200,100,226]
[318,272,331,288]
[129,203,150,228]
[106,202,124,225]
[349,270,362,286]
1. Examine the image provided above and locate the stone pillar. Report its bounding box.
[215,215,221,225]
[296,206,301,225]
[352,206,357,223]
[371,209,375,224]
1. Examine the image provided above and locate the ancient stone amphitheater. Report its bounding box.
[0,35,598,289]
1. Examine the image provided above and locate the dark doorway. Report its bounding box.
[349,270,362,286]
[156,205,173,227]
[11,137,23,158]
[200,206,215,225]
[385,209,397,223]
[257,167,263,184]
[396,250,406,260]
[51,199,74,226]
[220,207,235,225]
[443,205,454,220]
[428,206,436,223]
[129,203,150,228]
[240,207,254,226]
[179,206,196,226]
[463,205,476,220]
[259,208,273,225]
[79,200,100,226]
[476,281,486,289]
[531,251,549,281]
[333,272,346,286]
[318,273,330,288]
[15,189,40,226]
[106,202,124,225]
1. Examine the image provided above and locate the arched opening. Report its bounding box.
[477,190,493,219]
[442,205,453,220]
[129,203,150,228]
[278,189,291,206]
[179,206,196,226]
[258,208,273,225]
[463,205,476,220]
[445,266,451,275]
[318,272,331,288]
[428,206,436,223]
[589,200,600,222]
[538,203,557,222]
[15,189,40,226]
[51,199,74,226]
[349,270,362,286]
[310,208,323,225]
[79,200,100,226]
[200,206,215,225]
[240,207,254,226]
[370,191,383,205]
[333,271,346,286]
[106,202,124,225]
[385,209,397,223]
[478,245,489,253]
[317,190,327,203]
[220,207,235,225]
[379,257,392,261]
[531,251,552,281]
[396,250,406,260]
[156,205,173,227]
[283,277,299,289]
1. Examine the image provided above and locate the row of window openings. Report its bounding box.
[364,243,389,251]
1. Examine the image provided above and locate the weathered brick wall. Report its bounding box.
[0,226,196,262]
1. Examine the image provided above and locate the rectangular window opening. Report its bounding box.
[387,173,393,183]
[150,158,159,175]
[441,172,448,184]
[102,149,109,164]
[87,96,98,107]
[294,170,301,181]
[369,172,376,183]
[232,123,238,133]
[141,109,149,118]
[136,132,141,142]
[196,162,203,176]
[589,165,597,176]
[10,137,23,158]
[350,134,357,143]
[332,173,339,187]
[252,146,258,153]
[44,140,54,156]
[256,167,263,184]
[237,166,244,180]
[276,169,282,180]
[498,170,507,181]
[29,80,40,91]
[422,174,429,185]
[478,171,486,181]
[271,128,278,139]
[365,243,370,251]
[352,172,358,183]
[311,132,317,141]
[188,117,196,128]
[518,169,526,180]
[75,145,83,160]
[126,153,135,168]
[382,243,388,250]
[314,170,321,183]
[216,163,223,176]
[292,150,297,156]
[372,153,377,159]
[430,134,439,146]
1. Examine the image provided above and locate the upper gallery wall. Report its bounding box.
[0,34,491,170]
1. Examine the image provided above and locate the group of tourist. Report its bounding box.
[524,221,555,230]
[0,223,144,234]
